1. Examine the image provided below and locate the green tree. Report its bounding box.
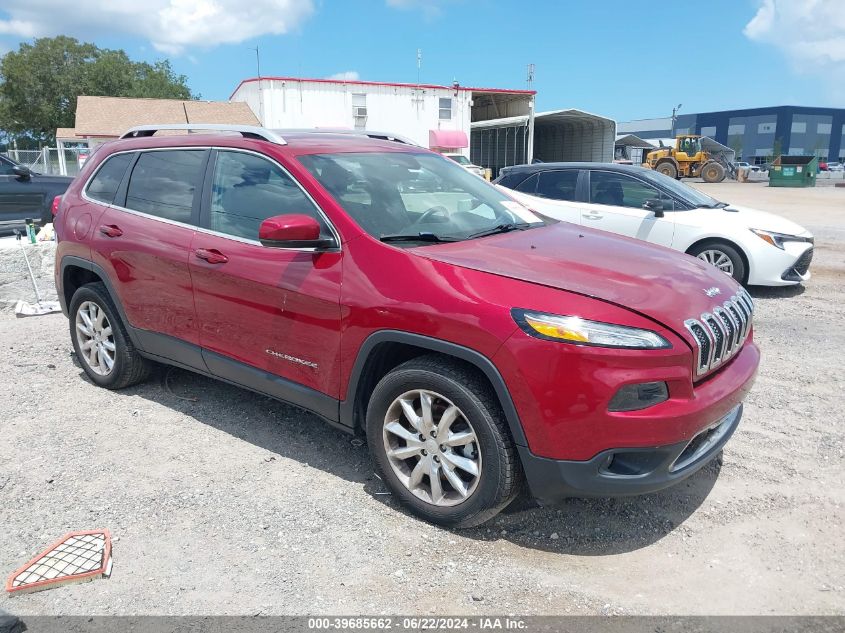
[0,36,194,145]
[772,137,783,161]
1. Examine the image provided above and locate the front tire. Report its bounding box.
[366,355,521,528]
[69,282,152,389]
[701,161,726,183]
[689,241,746,284]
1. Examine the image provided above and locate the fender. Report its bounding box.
[340,330,528,447]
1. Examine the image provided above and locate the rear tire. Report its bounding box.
[69,282,152,389]
[688,241,746,284]
[701,161,726,183]
[656,161,677,179]
[366,355,521,528]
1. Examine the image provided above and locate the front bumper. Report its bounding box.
[520,403,742,502]
[748,240,813,286]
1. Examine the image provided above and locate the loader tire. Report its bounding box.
[701,161,726,183]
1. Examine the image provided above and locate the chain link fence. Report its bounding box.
[2,147,89,176]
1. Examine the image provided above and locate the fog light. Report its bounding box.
[608,381,669,412]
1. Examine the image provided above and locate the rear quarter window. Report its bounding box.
[85,153,134,204]
[125,150,205,223]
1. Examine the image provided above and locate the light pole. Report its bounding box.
[249,45,264,124]
[671,103,683,137]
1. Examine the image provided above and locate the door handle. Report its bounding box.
[194,248,228,264]
[99,224,123,238]
[583,213,603,220]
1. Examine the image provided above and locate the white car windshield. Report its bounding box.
[300,152,545,244]
[640,168,726,208]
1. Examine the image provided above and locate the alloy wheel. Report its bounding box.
[75,301,115,376]
[697,249,734,276]
[382,389,482,507]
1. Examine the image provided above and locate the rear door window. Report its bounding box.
[125,150,205,223]
[536,170,578,201]
[85,153,134,204]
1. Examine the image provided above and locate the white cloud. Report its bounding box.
[744,0,845,98]
[325,71,360,81]
[0,0,314,54]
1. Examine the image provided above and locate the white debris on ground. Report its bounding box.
[0,239,58,314]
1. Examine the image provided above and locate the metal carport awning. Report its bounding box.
[470,109,616,177]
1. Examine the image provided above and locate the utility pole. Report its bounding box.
[249,45,265,125]
[417,48,422,85]
[526,64,536,164]
[671,103,682,137]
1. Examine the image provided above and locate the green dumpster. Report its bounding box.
[768,155,817,188]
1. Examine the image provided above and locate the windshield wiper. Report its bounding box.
[696,202,729,209]
[467,222,532,239]
[379,232,460,243]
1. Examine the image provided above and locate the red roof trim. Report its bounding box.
[229,76,536,100]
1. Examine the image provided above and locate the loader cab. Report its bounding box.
[676,135,703,160]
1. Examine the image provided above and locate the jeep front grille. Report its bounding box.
[684,289,754,377]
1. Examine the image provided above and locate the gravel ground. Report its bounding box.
[0,183,843,616]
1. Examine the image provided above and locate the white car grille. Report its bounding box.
[684,289,754,377]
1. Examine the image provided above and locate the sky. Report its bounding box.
[1,0,843,121]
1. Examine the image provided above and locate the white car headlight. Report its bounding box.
[750,228,814,250]
[513,310,671,349]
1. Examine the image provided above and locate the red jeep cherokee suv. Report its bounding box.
[55,125,759,527]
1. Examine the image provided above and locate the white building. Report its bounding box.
[230,76,535,158]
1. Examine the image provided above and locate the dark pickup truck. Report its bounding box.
[0,154,73,229]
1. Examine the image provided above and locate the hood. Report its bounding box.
[414,222,742,338]
[717,203,812,237]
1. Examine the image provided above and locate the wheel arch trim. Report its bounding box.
[341,330,528,447]
[59,256,143,349]
[685,237,751,283]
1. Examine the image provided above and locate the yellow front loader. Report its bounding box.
[643,135,727,183]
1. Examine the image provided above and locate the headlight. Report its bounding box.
[750,228,813,250]
[512,309,671,349]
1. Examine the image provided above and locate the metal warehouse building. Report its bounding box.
[618,106,845,165]
[471,109,616,177]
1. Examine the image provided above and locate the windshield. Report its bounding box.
[299,152,545,243]
[448,155,471,165]
[639,168,724,207]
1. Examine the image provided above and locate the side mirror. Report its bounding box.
[13,165,32,179]
[259,214,333,249]
[643,198,665,218]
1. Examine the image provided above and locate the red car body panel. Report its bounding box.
[188,231,344,397]
[54,132,759,496]
[91,208,199,345]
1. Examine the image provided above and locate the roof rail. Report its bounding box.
[120,124,286,145]
[273,128,420,147]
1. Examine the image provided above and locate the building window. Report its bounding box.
[352,93,367,130]
[817,122,832,134]
[757,122,775,134]
[791,121,806,134]
[700,126,716,137]
[439,97,452,120]
[789,147,805,155]
[728,123,745,135]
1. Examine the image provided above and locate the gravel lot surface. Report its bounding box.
[0,183,843,616]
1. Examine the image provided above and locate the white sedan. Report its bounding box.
[494,163,813,286]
